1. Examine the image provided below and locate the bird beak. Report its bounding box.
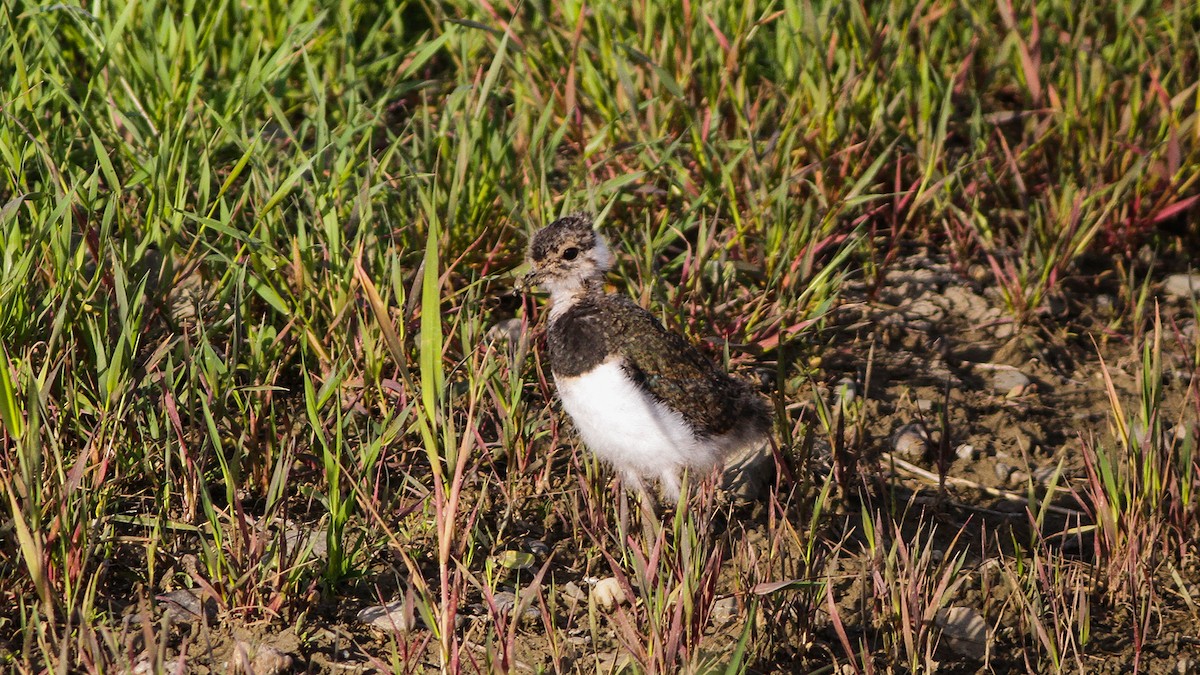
[516,269,540,294]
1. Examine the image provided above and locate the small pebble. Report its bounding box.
[493,591,518,612]
[711,597,740,625]
[1164,273,1200,300]
[916,398,934,412]
[935,606,989,660]
[157,589,218,623]
[560,581,586,603]
[994,463,1013,482]
[892,423,930,458]
[492,591,540,624]
[992,369,1031,396]
[283,520,329,560]
[955,444,976,461]
[1008,470,1029,487]
[591,577,628,611]
[357,601,417,633]
[524,539,550,558]
[557,586,585,618]
[227,643,292,675]
[906,298,946,322]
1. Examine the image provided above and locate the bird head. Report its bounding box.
[520,213,613,298]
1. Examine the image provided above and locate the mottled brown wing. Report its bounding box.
[601,295,748,436]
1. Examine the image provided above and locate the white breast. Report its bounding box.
[554,359,719,486]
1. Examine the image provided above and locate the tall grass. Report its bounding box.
[1,0,1198,671]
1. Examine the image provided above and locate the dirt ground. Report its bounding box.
[86,249,1200,674]
[811,251,1199,672]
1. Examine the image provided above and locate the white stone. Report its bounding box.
[357,601,417,633]
[1164,273,1200,300]
[591,577,628,611]
[935,606,989,660]
[991,369,1031,395]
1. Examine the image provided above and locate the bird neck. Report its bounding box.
[548,277,605,320]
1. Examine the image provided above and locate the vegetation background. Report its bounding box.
[0,0,1198,671]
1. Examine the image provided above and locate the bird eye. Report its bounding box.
[562,247,580,261]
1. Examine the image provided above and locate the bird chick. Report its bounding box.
[523,213,770,501]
